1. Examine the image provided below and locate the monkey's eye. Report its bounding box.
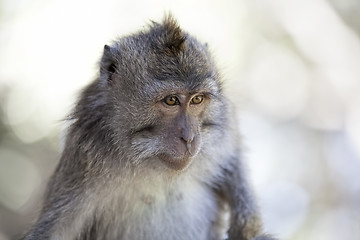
[191,95,204,104]
[164,95,180,106]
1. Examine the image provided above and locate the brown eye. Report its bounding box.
[164,95,179,106]
[191,95,203,104]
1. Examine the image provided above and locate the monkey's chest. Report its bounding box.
[93,179,221,240]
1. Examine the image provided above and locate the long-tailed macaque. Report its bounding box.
[24,15,276,240]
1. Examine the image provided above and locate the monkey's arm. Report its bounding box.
[23,184,85,240]
[219,155,276,240]
[23,154,89,240]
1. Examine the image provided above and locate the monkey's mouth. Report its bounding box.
[157,153,192,171]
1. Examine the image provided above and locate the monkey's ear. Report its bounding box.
[100,45,117,85]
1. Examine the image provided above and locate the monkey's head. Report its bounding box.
[80,15,225,171]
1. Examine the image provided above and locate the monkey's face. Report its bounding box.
[128,86,216,171]
[104,47,223,171]
[154,92,206,170]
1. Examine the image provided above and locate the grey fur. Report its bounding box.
[23,15,276,240]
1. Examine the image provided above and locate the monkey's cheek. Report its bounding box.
[157,154,192,171]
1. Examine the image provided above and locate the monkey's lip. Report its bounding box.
[157,153,192,171]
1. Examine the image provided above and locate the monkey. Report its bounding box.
[23,15,276,240]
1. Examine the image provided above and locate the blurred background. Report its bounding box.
[0,0,360,239]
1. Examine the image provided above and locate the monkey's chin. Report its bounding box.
[157,153,192,171]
